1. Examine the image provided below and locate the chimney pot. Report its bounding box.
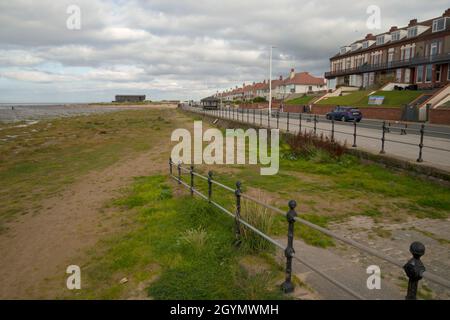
[444,8,450,17]
[279,75,283,80]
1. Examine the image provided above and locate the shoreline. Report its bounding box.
[0,103,177,123]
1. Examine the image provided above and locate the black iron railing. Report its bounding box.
[169,159,450,299]
[185,106,450,168]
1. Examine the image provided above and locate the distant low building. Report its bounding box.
[201,96,220,109]
[115,95,146,103]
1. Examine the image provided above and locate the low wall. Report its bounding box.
[311,104,402,121]
[429,109,450,125]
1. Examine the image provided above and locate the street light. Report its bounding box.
[269,46,276,115]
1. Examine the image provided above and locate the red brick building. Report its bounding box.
[325,9,450,90]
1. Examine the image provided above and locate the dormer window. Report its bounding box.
[340,47,350,55]
[392,31,400,41]
[362,41,369,49]
[432,17,446,32]
[407,26,418,38]
[376,35,385,45]
[351,43,362,51]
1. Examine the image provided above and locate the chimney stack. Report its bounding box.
[279,75,283,80]
[408,19,417,27]
[389,26,398,32]
[290,68,295,79]
[444,8,450,17]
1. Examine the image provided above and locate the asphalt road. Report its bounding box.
[185,106,450,173]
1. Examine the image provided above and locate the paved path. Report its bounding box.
[186,107,450,173]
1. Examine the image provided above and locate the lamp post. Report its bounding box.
[269,46,276,115]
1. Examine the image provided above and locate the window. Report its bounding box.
[436,65,441,82]
[407,27,417,38]
[376,35,384,45]
[432,18,446,32]
[340,47,349,55]
[416,65,424,83]
[425,64,432,83]
[362,41,369,49]
[391,31,400,41]
[396,69,402,82]
[430,42,439,56]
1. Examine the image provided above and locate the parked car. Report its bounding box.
[326,106,362,122]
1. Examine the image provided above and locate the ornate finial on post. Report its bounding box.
[404,241,426,300]
[234,181,242,246]
[282,200,297,293]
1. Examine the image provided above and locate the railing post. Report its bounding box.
[277,111,279,129]
[331,118,335,142]
[253,109,256,125]
[314,115,317,135]
[260,109,262,126]
[417,124,425,163]
[190,165,194,196]
[169,157,173,175]
[268,109,270,128]
[281,200,297,293]
[401,123,407,135]
[207,171,213,203]
[403,242,426,300]
[287,112,290,132]
[352,120,357,148]
[247,108,249,123]
[234,181,242,246]
[299,113,302,134]
[380,121,386,154]
[177,161,182,185]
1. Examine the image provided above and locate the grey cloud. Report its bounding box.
[0,0,449,102]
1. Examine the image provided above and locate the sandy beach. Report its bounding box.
[0,103,176,123]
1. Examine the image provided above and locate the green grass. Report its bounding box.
[317,90,370,105]
[317,90,425,107]
[73,175,287,300]
[0,109,181,228]
[362,90,424,107]
[286,96,315,105]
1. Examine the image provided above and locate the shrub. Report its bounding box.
[180,227,208,249]
[284,131,346,159]
[239,199,275,253]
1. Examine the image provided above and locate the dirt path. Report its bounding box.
[0,142,169,299]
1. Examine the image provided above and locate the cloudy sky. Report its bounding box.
[0,1,448,103]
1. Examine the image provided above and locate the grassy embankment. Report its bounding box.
[285,96,315,105]
[317,90,424,107]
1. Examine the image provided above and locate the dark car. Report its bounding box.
[326,106,362,122]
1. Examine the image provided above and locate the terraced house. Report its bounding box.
[325,8,450,89]
[220,69,326,102]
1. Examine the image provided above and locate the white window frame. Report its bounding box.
[362,41,369,49]
[376,35,384,45]
[425,64,432,83]
[430,42,439,56]
[391,31,400,41]
[407,26,418,38]
[432,17,446,33]
[416,65,424,83]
